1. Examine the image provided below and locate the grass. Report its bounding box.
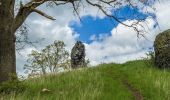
[0,60,170,100]
[119,60,170,100]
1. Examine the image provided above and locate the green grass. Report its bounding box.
[119,60,170,100]
[1,60,170,100]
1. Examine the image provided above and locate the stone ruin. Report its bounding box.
[154,29,170,68]
[71,41,85,69]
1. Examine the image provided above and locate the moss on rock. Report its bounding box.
[154,29,170,68]
[71,41,86,68]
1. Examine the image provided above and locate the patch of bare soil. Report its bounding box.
[122,80,143,100]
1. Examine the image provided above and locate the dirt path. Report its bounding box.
[106,67,144,100]
[122,79,143,100]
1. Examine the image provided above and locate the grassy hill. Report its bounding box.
[1,60,170,100]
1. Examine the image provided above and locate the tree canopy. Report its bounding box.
[24,41,70,76]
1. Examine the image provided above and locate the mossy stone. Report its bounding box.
[154,29,170,68]
[71,41,85,68]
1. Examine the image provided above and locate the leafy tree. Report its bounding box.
[24,41,69,76]
[24,50,47,75]
[0,0,155,82]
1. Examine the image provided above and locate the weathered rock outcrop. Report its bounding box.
[71,41,85,68]
[154,29,170,68]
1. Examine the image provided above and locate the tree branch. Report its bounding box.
[85,0,151,36]
[31,8,56,20]
[13,0,72,32]
[13,0,154,36]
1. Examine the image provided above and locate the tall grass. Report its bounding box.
[118,60,170,100]
[1,60,170,100]
[2,69,103,100]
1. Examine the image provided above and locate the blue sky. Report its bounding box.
[69,6,155,43]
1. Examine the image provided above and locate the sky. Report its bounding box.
[16,0,170,75]
[69,5,153,43]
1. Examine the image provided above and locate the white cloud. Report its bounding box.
[85,18,155,65]
[84,0,170,65]
[154,0,170,31]
[16,0,170,75]
[16,47,36,75]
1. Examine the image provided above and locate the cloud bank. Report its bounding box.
[16,0,170,75]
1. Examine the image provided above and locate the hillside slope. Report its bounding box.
[1,60,170,100]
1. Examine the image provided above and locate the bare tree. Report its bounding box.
[0,0,155,82]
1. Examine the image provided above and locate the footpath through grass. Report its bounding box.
[119,60,170,100]
[0,60,170,100]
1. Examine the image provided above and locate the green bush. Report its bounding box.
[144,51,155,65]
[147,51,155,63]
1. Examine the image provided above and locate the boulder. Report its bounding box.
[71,41,85,68]
[154,29,170,68]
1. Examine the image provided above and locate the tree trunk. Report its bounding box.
[0,0,16,83]
[0,28,16,82]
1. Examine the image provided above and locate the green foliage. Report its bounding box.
[24,40,70,75]
[84,59,90,67]
[145,51,155,65]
